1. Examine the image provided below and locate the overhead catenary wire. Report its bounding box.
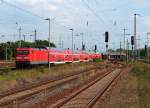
[81,0,122,38]
[0,0,44,20]
[0,0,75,41]
[81,0,109,29]
[81,0,125,50]
[0,0,84,31]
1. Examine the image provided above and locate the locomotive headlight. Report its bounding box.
[16,57,22,59]
[24,57,29,59]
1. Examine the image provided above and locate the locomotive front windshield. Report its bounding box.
[16,50,29,55]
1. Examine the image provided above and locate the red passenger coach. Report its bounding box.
[88,52,94,61]
[93,53,102,60]
[49,49,55,63]
[52,49,66,64]
[82,52,90,62]
[72,51,81,63]
[64,50,73,63]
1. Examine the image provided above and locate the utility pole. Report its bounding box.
[59,36,61,48]
[1,35,7,61]
[134,13,139,61]
[19,27,22,47]
[62,40,63,48]
[134,14,137,53]
[127,39,129,62]
[120,42,122,60]
[44,18,52,72]
[136,36,141,59]
[69,28,74,62]
[34,29,37,42]
[23,35,26,41]
[74,44,75,51]
[122,28,128,50]
[30,35,33,42]
[5,44,7,61]
[80,33,84,50]
[147,33,150,66]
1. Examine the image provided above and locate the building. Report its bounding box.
[108,52,126,61]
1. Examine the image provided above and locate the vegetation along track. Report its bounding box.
[0,65,103,107]
[50,69,122,108]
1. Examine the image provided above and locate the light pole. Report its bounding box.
[126,39,129,62]
[44,18,51,72]
[18,26,22,47]
[69,28,74,62]
[80,33,84,50]
[125,34,131,61]
[30,35,33,42]
[122,28,127,50]
[15,22,22,47]
[147,33,150,65]
[1,35,7,61]
[23,35,26,41]
[134,13,140,61]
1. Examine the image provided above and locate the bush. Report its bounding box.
[36,66,44,73]
[0,68,11,75]
[93,58,103,63]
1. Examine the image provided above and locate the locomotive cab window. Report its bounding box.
[17,50,29,55]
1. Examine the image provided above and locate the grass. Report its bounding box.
[104,62,150,108]
[0,62,96,92]
[131,63,150,108]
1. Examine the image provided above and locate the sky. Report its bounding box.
[0,0,150,52]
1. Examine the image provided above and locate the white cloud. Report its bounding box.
[56,0,65,4]
[133,0,150,5]
[6,0,58,11]
[135,0,145,3]
[142,16,150,28]
[47,4,57,11]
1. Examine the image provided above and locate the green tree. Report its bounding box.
[0,40,56,60]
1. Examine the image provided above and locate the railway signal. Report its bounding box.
[131,36,134,62]
[105,32,109,43]
[145,45,147,56]
[106,44,108,48]
[131,36,134,46]
[105,31,109,53]
[94,45,97,50]
[131,36,134,52]
[83,44,85,50]
[94,45,97,53]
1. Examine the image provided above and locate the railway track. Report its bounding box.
[0,66,102,107]
[0,61,15,70]
[0,62,122,108]
[50,69,122,108]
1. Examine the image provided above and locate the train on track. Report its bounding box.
[15,47,102,67]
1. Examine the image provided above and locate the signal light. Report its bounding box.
[105,32,109,42]
[94,45,97,51]
[106,44,108,48]
[145,45,147,55]
[131,36,134,45]
[82,44,85,50]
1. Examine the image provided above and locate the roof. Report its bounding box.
[108,52,126,56]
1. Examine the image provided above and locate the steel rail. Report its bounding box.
[0,67,97,106]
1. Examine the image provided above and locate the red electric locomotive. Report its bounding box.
[16,48,48,67]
